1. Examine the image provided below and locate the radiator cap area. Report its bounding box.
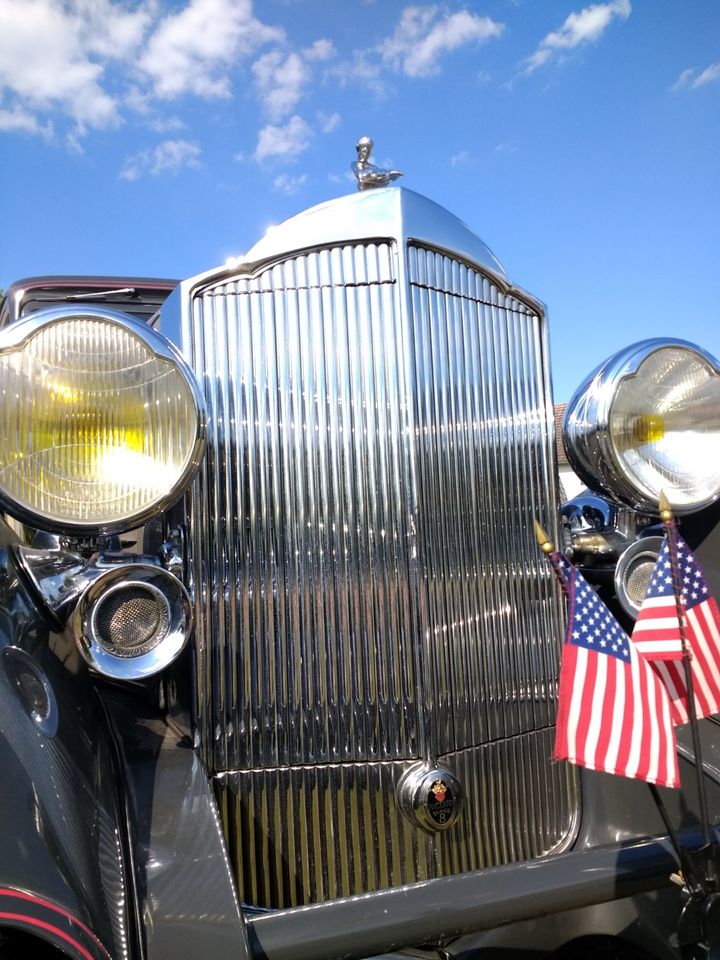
[397,764,463,833]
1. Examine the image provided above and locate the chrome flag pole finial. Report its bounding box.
[658,489,673,522]
[533,519,554,554]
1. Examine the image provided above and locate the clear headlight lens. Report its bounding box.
[564,339,720,514]
[0,307,205,533]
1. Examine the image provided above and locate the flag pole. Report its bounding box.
[658,491,712,852]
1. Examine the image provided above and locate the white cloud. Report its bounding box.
[450,149,470,166]
[146,115,186,133]
[318,110,341,133]
[65,129,86,154]
[524,0,631,75]
[151,137,201,172]
[673,61,720,91]
[379,6,504,78]
[331,5,501,92]
[73,0,152,60]
[304,38,334,62]
[694,62,720,87]
[273,173,308,194]
[0,0,123,129]
[329,51,386,96]
[252,38,334,121]
[120,138,201,179]
[252,50,310,119]
[139,0,283,99]
[0,104,52,136]
[673,68,697,91]
[120,157,144,181]
[254,115,312,162]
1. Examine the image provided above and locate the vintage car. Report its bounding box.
[1,171,720,960]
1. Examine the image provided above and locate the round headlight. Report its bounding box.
[0,306,205,533]
[564,339,720,514]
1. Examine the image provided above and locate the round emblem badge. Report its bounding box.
[397,765,463,833]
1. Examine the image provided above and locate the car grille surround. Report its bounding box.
[184,231,577,908]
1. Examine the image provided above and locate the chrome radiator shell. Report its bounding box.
[180,188,577,908]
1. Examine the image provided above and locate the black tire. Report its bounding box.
[0,927,65,958]
[551,937,662,960]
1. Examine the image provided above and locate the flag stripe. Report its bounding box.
[645,661,659,784]
[634,617,687,633]
[604,657,624,774]
[584,648,605,768]
[634,638,687,654]
[565,645,587,764]
[594,655,617,769]
[662,677,676,786]
[626,648,643,780]
[654,661,689,725]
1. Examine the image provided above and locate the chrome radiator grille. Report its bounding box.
[185,238,576,908]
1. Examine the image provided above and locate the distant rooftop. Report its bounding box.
[554,403,568,466]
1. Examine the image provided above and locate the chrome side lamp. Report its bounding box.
[564,339,720,515]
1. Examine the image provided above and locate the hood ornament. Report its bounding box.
[352,136,403,191]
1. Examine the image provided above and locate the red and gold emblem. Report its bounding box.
[430,779,447,803]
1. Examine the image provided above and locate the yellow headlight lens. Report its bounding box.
[609,346,720,510]
[0,309,204,532]
[632,414,666,445]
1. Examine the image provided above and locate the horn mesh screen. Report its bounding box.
[94,586,168,657]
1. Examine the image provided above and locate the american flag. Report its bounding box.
[551,552,679,789]
[631,532,720,726]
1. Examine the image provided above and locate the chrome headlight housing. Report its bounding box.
[0,306,206,533]
[564,339,720,514]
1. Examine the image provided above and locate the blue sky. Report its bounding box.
[1,0,718,399]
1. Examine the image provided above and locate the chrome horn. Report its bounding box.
[15,545,192,680]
